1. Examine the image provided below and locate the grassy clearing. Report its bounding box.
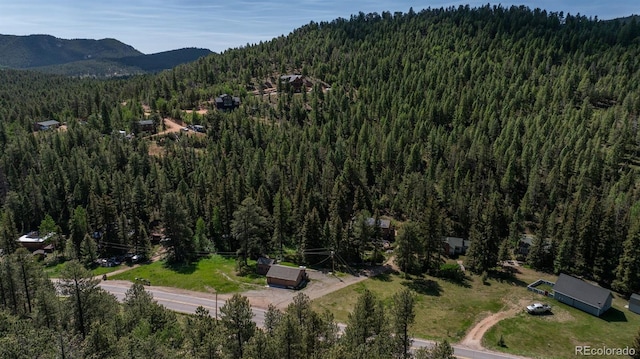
[110,255,266,293]
[313,267,547,341]
[44,260,128,277]
[314,264,636,358]
[484,298,639,359]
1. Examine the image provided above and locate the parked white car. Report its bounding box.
[526,303,552,314]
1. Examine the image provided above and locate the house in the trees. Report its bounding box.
[518,234,535,256]
[215,94,240,110]
[35,120,60,131]
[137,119,156,133]
[366,217,395,241]
[256,257,276,275]
[17,232,52,251]
[279,74,308,92]
[629,294,640,315]
[266,265,308,289]
[443,237,470,257]
[553,273,613,317]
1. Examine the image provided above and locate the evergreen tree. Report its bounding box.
[613,228,640,295]
[220,294,256,359]
[390,288,415,359]
[466,198,501,274]
[395,222,421,274]
[272,190,292,259]
[161,192,195,263]
[342,289,390,357]
[231,197,270,267]
[0,209,19,254]
[58,260,101,339]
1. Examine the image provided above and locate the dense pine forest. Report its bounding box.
[1,5,640,357]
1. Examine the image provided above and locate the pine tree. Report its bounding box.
[272,190,292,259]
[343,289,390,356]
[161,192,195,264]
[396,222,421,274]
[0,209,19,254]
[391,289,415,359]
[58,260,101,339]
[220,294,256,359]
[613,228,640,295]
[466,198,501,274]
[231,197,270,267]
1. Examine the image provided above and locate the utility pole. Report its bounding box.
[331,250,335,274]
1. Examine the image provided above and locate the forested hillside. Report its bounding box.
[0,34,142,68]
[1,5,640,290]
[0,34,212,76]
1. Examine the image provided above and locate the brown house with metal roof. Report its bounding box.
[266,265,307,289]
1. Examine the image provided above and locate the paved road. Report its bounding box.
[99,281,528,359]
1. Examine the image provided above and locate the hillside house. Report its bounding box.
[266,265,307,289]
[215,94,240,110]
[137,119,156,133]
[553,273,613,317]
[629,294,640,315]
[18,232,53,251]
[443,237,471,256]
[366,217,395,241]
[280,74,308,92]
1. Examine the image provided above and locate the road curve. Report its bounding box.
[98,281,528,359]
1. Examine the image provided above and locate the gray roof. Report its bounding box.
[554,273,612,309]
[631,293,640,306]
[38,120,60,127]
[257,257,275,265]
[280,74,303,82]
[138,119,154,126]
[266,265,304,282]
[366,218,391,229]
[445,237,465,247]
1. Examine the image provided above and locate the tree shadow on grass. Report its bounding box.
[401,278,442,296]
[490,268,529,287]
[440,275,472,288]
[601,307,627,323]
[164,260,197,274]
[371,272,393,282]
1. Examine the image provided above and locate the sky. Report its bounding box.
[0,1,638,54]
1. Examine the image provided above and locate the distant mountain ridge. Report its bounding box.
[0,34,212,76]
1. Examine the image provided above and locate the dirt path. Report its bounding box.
[460,307,518,349]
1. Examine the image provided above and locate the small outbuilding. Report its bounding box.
[266,265,307,289]
[553,273,613,317]
[629,293,640,315]
[256,257,275,275]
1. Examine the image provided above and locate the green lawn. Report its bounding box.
[484,297,640,359]
[314,264,638,358]
[44,260,128,277]
[313,268,545,341]
[110,255,266,293]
